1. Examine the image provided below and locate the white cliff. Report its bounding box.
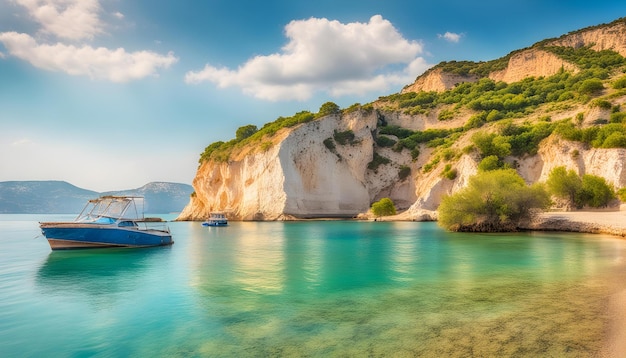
[178,109,415,221]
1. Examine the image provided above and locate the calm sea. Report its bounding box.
[1,214,626,357]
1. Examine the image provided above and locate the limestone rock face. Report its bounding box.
[548,20,626,57]
[401,19,626,95]
[403,136,626,217]
[177,110,415,221]
[488,49,578,84]
[401,68,479,94]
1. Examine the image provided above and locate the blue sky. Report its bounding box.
[0,0,624,191]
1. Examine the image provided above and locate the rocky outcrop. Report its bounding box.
[548,20,626,57]
[177,109,415,221]
[488,49,578,83]
[402,19,626,95]
[401,68,479,94]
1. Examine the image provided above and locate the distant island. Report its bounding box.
[0,181,193,214]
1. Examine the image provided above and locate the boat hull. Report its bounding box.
[201,221,228,227]
[40,223,173,250]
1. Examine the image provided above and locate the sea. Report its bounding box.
[2,214,626,357]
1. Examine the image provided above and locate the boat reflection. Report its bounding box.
[36,247,169,305]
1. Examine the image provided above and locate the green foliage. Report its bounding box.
[333,130,357,145]
[471,132,511,158]
[376,135,396,147]
[235,124,258,142]
[368,152,391,171]
[378,125,414,139]
[318,102,340,117]
[260,141,273,152]
[371,198,397,217]
[199,141,225,163]
[554,119,626,149]
[437,109,455,121]
[438,169,551,231]
[478,155,505,171]
[410,148,420,161]
[617,187,626,202]
[613,76,626,89]
[323,138,336,151]
[546,166,581,205]
[343,103,361,114]
[442,164,457,180]
[578,79,604,96]
[398,165,411,181]
[546,166,615,208]
[610,112,626,124]
[590,99,612,109]
[578,174,615,207]
[422,156,440,173]
[544,46,626,71]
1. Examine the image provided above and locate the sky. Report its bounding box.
[0,0,624,192]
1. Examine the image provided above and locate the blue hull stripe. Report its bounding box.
[42,226,173,248]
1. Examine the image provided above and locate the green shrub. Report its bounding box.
[610,112,626,123]
[398,165,411,180]
[438,109,455,121]
[371,198,397,217]
[441,164,457,180]
[547,166,615,208]
[333,130,356,145]
[410,148,420,161]
[613,76,626,89]
[578,79,604,95]
[368,152,391,171]
[378,125,414,139]
[317,101,340,117]
[471,132,511,159]
[323,138,336,151]
[478,155,504,171]
[546,166,582,206]
[578,174,615,207]
[235,125,258,141]
[617,188,626,202]
[376,135,396,147]
[438,169,551,231]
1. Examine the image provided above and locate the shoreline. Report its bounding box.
[523,209,626,238]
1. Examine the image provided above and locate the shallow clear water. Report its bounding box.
[1,215,626,357]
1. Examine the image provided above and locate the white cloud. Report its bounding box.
[185,15,430,101]
[113,11,124,20]
[439,31,462,43]
[0,32,178,82]
[15,0,103,41]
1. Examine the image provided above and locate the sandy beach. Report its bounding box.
[527,208,626,237]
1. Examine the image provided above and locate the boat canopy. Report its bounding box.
[76,196,145,222]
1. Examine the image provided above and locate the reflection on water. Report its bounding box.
[3,217,626,357]
[36,247,168,305]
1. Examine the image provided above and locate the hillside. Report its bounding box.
[0,181,193,214]
[178,17,626,221]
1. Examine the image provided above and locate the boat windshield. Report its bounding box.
[76,196,145,222]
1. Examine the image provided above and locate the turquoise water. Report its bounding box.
[1,215,626,357]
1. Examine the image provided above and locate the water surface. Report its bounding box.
[1,215,625,357]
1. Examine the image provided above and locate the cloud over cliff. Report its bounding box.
[185,15,431,101]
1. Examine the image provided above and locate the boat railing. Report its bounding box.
[136,220,170,233]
